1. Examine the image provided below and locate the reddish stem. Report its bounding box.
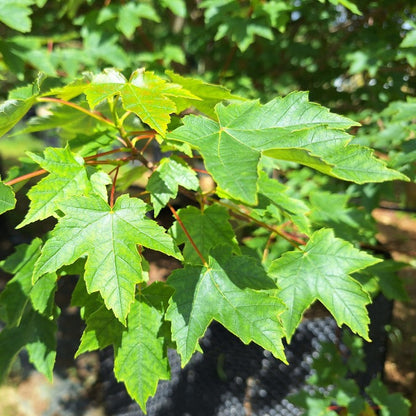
[168,203,208,267]
[5,169,47,186]
[193,168,209,174]
[84,148,125,160]
[110,166,120,208]
[141,136,154,154]
[37,97,115,128]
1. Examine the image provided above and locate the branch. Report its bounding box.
[168,203,208,267]
[5,169,47,186]
[37,97,115,128]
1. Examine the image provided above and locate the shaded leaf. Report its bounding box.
[257,171,310,234]
[0,238,56,326]
[0,181,16,214]
[166,246,286,365]
[0,307,57,382]
[0,96,36,138]
[170,205,239,264]
[147,157,199,215]
[366,378,410,416]
[114,284,172,412]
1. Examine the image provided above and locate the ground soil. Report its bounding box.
[372,208,416,415]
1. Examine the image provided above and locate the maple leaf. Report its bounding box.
[0,239,56,327]
[18,146,110,228]
[366,378,410,416]
[168,93,406,204]
[0,239,58,381]
[85,68,199,136]
[0,181,16,214]
[165,70,246,118]
[33,194,182,322]
[114,283,172,412]
[166,246,286,365]
[147,156,199,216]
[268,229,381,341]
[255,171,310,234]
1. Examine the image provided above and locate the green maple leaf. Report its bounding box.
[170,204,239,264]
[166,246,286,365]
[85,68,199,136]
[366,378,410,416]
[33,194,182,323]
[309,190,376,242]
[0,239,56,326]
[256,171,310,234]
[268,229,380,341]
[168,93,406,204]
[166,70,245,118]
[0,307,57,382]
[0,181,16,214]
[0,239,58,381]
[0,0,35,33]
[18,147,106,228]
[114,283,172,412]
[0,96,36,138]
[147,157,199,216]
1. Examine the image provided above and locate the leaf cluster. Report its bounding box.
[0,66,409,412]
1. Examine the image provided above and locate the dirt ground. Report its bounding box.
[372,208,416,414]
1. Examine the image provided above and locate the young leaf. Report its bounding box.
[114,284,173,412]
[166,70,245,118]
[18,146,94,228]
[76,304,124,356]
[0,0,35,33]
[33,194,182,323]
[166,246,286,366]
[268,229,380,341]
[0,96,36,137]
[85,68,199,136]
[147,157,199,216]
[170,205,239,265]
[0,181,16,214]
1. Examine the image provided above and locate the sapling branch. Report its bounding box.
[216,199,305,248]
[110,166,120,208]
[5,169,47,186]
[168,203,208,267]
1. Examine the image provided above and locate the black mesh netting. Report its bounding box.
[98,293,391,416]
